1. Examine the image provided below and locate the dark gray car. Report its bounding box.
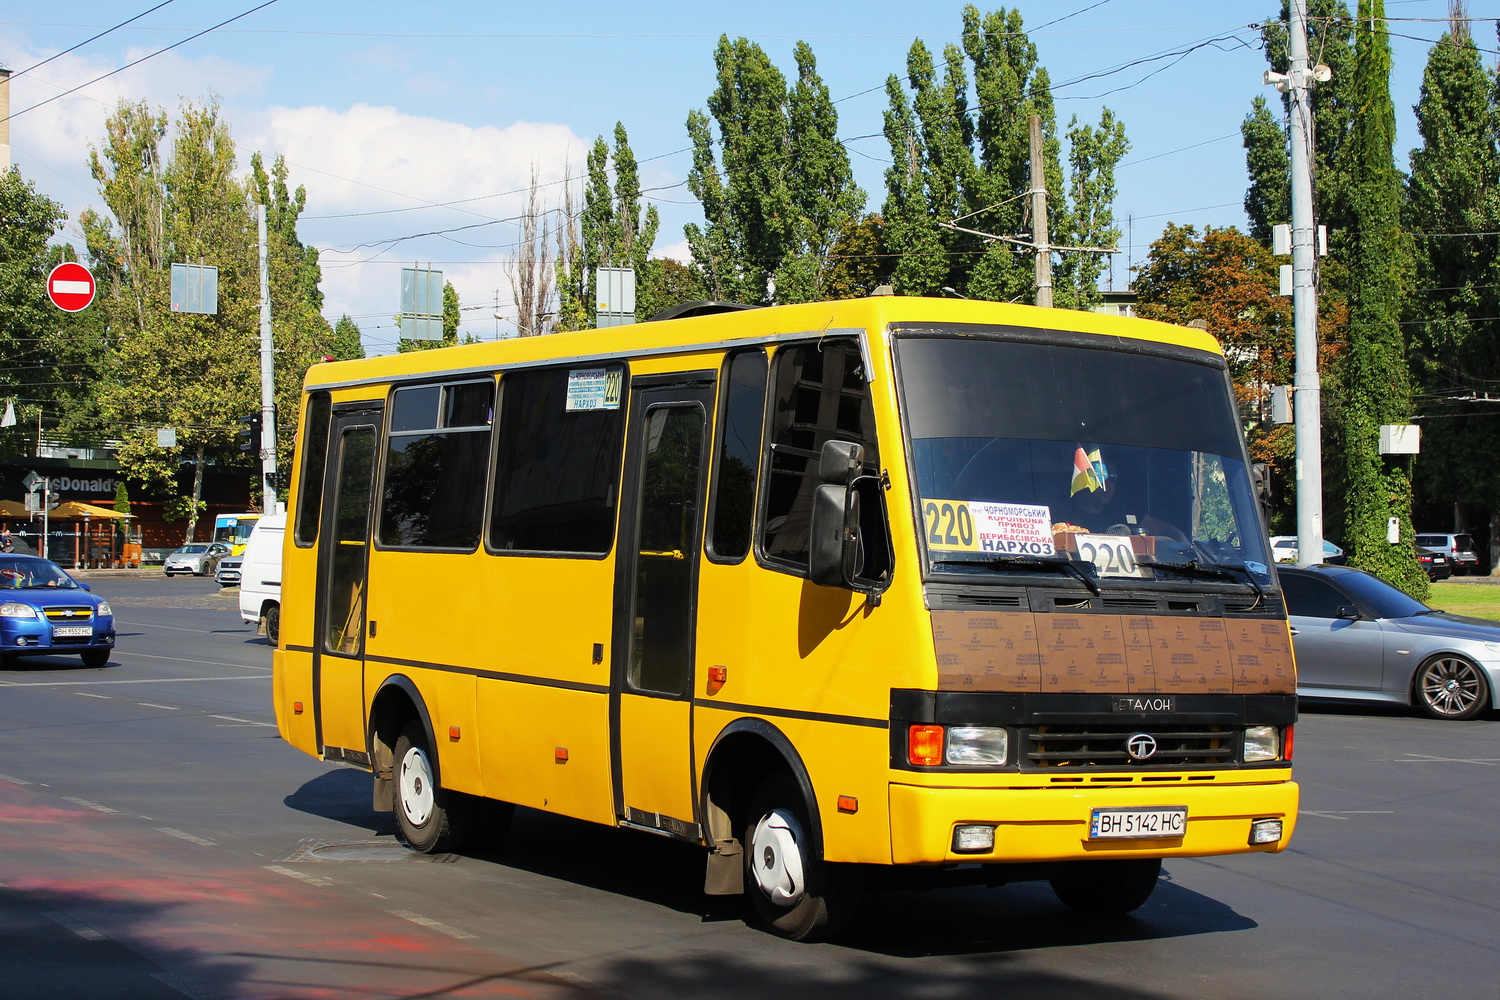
[1281,564,1498,720]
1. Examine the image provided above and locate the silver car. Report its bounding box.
[1281,564,1498,720]
[163,542,230,577]
[215,555,243,588]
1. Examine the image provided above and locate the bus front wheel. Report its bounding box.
[393,721,470,854]
[1049,858,1161,916]
[742,773,860,941]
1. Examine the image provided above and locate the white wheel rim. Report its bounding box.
[749,807,805,907]
[398,745,435,827]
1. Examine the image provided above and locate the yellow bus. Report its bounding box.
[213,511,262,555]
[273,295,1297,940]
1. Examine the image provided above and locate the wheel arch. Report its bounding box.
[699,718,822,895]
[1410,650,1495,717]
[367,674,436,811]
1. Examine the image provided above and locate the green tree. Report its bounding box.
[1339,0,1425,596]
[0,167,93,458]
[82,98,260,544]
[685,36,863,305]
[557,124,662,329]
[1403,10,1500,554]
[331,314,365,360]
[880,6,1126,304]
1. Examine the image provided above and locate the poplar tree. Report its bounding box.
[1404,9,1500,555]
[685,36,863,305]
[879,6,1126,305]
[1340,0,1426,596]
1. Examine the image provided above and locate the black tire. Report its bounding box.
[80,649,110,668]
[264,603,280,646]
[1050,858,1162,916]
[1414,654,1489,720]
[392,721,472,853]
[742,772,861,941]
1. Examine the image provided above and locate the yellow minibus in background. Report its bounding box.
[272,294,1297,941]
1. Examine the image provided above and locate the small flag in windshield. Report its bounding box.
[1070,445,1108,496]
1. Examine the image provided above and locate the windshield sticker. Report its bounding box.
[565,368,623,412]
[924,500,1056,556]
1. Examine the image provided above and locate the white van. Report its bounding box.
[237,513,285,644]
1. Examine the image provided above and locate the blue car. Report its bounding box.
[0,555,117,668]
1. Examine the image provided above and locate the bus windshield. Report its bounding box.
[896,330,1273,586]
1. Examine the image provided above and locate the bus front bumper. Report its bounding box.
[888,777,1298,865]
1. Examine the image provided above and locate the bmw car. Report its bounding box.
[0,555,117,668]
[1281,564,1497,720]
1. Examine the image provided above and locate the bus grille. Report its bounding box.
[1025,724,1235,768]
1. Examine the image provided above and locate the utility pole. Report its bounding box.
[257,204,280,513]
[1285,0,1324,563]
[1029,115,1053,309]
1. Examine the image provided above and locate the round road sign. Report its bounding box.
[47,262,96,312]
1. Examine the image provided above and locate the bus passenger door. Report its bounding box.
[611,379,714,838]
[314,406,382,761]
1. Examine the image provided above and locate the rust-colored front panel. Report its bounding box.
[933,610,1294,694]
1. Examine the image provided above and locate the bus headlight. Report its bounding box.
[946,726,1008,765]
[1244,724,1281,762]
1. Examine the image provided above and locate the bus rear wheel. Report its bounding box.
[393,721,471,854]
[1049,858,1161,916]
[742,773,860,942]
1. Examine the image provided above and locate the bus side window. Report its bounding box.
[378,380,493,550]
[294,391,332,547]
[761,339,888,582]
[707,349,766,563]
[488,366,627,555]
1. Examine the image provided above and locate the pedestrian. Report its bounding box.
[1,523,12,553]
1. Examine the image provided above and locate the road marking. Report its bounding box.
[156,827,216,847]
[1396,753,1499,766]
[0,674,269,688]
[43,911,107,941]
[137,703,180,710]
[76,692,112,699]
[265,864,334,887]
[62,796,118,814]
[112,650,271,670]
[0,773,33,785]
[209,714,275,727]
[1302,810,1396,820]
[389,909,478,941]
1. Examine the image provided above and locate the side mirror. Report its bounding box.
[1335,605,1361,620]
[1251,462,1272,512]
[809,440,865,588]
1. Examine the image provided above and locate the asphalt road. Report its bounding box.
[0,575,1496,1000]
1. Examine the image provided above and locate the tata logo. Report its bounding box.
[1125,733,1159,761]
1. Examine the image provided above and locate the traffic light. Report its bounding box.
[239,413,262,457]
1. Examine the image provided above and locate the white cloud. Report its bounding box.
[244,103,588,350]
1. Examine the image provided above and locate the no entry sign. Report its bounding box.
[47,261,96,312]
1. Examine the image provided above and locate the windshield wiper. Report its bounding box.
[935,553,1102,596]
[1146,544,1267,604]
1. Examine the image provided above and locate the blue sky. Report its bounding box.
[0,0,1483,352]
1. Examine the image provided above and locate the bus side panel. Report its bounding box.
[273,646,318,755]
[478,680,613,824]
[276,537,319,757]
[365,551,484,788]
[694,557,934,866]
